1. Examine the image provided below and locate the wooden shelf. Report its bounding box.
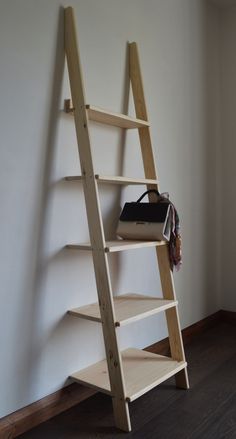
[70,348,187,402]
[86,105,149,128]
[66,240,166,253]
[64,99,149,129]
[65,174,158,186]
[68,294,177,326]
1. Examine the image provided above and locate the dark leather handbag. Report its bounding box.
[116,189,171,241]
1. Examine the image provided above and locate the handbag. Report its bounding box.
[116,189,171,241]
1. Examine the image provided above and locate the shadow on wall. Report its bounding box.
[204,3,221,312]
[18,7,66,402]
[180,3,221,321]
[102,41,130,291]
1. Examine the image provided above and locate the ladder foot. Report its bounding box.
[175,367,189,389]
[112,397,131,432]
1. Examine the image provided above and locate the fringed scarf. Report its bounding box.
[158,193,182,271]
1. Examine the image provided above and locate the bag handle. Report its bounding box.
[136,189,160,203]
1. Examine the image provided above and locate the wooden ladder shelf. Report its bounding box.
[64,6,189,432]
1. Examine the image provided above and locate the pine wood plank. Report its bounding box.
[64,99,150,128]
[65,174,159,185]
[70,348,187,402]
[157,244,189,389]
[1,313,229,438]
[87,105,150,128]
[64,10,188,431]
[65,7,131,431]
[66,240,166,253]
[68,294,178,326]
[64,175,83,181]
[129,41,189,390]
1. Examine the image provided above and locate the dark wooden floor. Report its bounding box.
[18,322,236,439]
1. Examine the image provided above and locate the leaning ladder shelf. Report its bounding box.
[64,6,189,432]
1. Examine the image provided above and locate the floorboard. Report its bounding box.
[17,322,236,439]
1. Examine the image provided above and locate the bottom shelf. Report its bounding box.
[70,348,187,402]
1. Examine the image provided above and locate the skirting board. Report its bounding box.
[0,309,234,438]
[0,385,96,439]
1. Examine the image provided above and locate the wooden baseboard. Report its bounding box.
[0,385,96,439]
[146,309,223,356]
[0,309,234,438]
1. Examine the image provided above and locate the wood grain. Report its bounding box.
[64,6,130,431]
[68,294,177,326]
[70,348,186,402]
[129,41,189,390]
[66,240,166,252]
[1,310,233,438]
[0,384,95,438]
[86,105,150,128]
[65,174,159,185]
[64,99,150,128]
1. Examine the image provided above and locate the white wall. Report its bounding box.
[219,6,236,311]
[0,0,222,418]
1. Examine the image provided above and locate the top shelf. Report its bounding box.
[65,174,158,186]
[86,105,150,129]
[64,99,150,129]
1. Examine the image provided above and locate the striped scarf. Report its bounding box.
[159,193,182,271]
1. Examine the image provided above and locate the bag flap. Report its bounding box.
[119,202,170,223]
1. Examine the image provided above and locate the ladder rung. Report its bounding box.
[70,348,187,402]
[66,240,166,253]
[64,99,150,128]
[68,294,178,326]
[64,175,158,186]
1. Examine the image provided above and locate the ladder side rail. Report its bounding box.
[129,42,158,197]
[65,7,131,430]
[156,245,189,388]
[129,41,189,389]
